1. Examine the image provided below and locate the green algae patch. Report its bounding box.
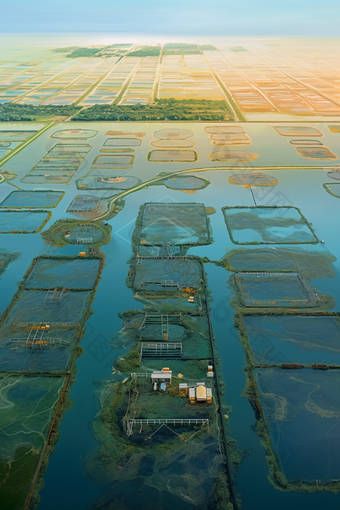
[41,219,112,248]
[217,247,336,280]
[0,446,40,510]
[0,374,66,510]
[222,206,319,245]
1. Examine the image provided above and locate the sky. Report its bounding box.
[2,0,340,35]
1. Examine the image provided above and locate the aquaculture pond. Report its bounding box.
[254,368,340,482]
[242,315,340,365]
[0,121,340,510]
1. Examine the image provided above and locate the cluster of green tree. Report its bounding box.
[96,44,132,57]
[162,43,201,55]
[0,103,81,121]
[72,98,234,122]
[214,472,234,510]
[65,47,105,58]
[53,46,106,57]
[52,46,80,53]
[106,43,131,47]
[127,46,161,57]
[199,44,216,51]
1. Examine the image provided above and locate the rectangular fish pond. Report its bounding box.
[138,203,212,246]
[241,314,340,365]
[253,368,340,486]
[223,206,319,245]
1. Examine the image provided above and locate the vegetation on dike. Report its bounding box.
[127,46,161,57]
[27,358,82,510]
[0,251,20,277]
[0,100,234,122]
[72,99,234,122]
[41,219,112,248]
[53,46,105,58]
[0,103,81,121]
[53,45,131,58]
[214,247,337,281]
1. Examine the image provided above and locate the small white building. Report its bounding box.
[151,368,172,387]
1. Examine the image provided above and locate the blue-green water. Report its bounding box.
[243,315,340,365]
[25,258,101,289]
[0,210,50,233]
[254,368,340,483]
[0,190,64,208]
[0,121,340,509]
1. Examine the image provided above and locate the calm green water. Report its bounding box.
[0,121,340,509]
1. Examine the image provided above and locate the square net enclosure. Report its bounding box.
[134,257,202,291]
[243,315,340,365]
[254,368,340,483]
[0,326,79,372]
[234,272,317,308]
[0,190,64,209]
[140,203,211,246]
[25,257,101,290]
[4,289,92,326]
[223,206,318,244]
[0,211,51,233]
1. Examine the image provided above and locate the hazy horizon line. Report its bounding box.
[1,31,340,38]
